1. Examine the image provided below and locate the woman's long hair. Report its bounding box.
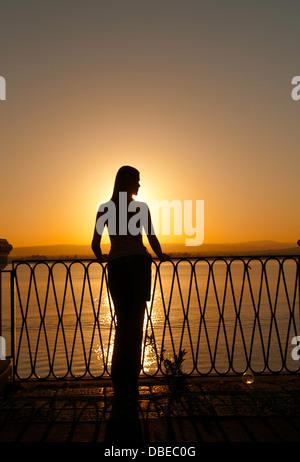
[111,166,139,203]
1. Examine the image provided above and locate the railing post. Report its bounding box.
[0,239,13,335]
[0,270,1,339]
[298,240,300,336]
[0,239,13,392]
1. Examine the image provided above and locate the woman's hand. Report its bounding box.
[98,254,108,263]
[159,253,170,262]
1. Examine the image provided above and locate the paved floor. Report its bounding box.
[1,375,300,445]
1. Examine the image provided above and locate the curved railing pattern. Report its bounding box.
[4,255,300,380]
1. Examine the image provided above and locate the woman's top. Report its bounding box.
[99,198,150,261]
[108,234,149,260]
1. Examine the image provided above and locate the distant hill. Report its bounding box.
[10,244,96,260]
[8,240,300,260]
[191,240,300,256]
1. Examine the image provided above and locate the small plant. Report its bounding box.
[145,332,156,349]
[161,348,187,376]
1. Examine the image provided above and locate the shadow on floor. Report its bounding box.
[1,377,300,443]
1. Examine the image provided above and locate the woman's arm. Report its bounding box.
[146,206,170,262]
[91,211,108,262]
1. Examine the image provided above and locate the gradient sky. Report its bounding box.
[1,0,299,248]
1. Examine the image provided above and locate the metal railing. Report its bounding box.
[0,255,300,380]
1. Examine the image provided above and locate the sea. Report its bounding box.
[0,257,300,379]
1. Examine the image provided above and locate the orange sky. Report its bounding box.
[1,1,300,249]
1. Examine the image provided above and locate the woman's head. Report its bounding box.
[111,166,140,200]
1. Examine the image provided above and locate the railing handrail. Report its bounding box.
[9,253,300,262]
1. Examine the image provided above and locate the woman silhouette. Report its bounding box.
[92,166,169,398]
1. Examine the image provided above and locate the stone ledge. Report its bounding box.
[0,238,13,269]
[0,359,12,394]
